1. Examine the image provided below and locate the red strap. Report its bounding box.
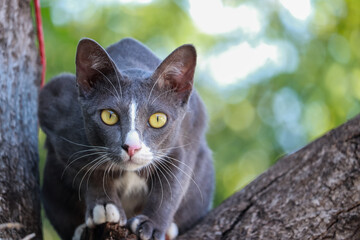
[34,0,46,87]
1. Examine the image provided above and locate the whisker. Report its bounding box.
[153,153,194,174]
[60,137,108,150]
[68,148,106,161]
[79,156,109,201]
[147,163,155,198]
[103,86,122,102]
[154,161,173,202]
[145,164,152,183]
[73,155,106,199]
[152,163,164,210]
[108,57,123,98]
[150,88,174,105]
[62,151,108,178]
[101,158,113,200]
[106,161,116,195]
[156,143,193,151]
[155,158,186,199]
[157,156,204,204]
[107,162,116,181]
[142,165,149,183]
[111,162,116,179]
[86,157,110,191]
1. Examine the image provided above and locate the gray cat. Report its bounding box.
[39,38,214,240]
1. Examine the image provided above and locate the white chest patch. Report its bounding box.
[117,171,148,196]
[116,172,148,217]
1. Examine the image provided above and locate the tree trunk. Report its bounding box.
[83,114,360,239]
[0,0,42,239]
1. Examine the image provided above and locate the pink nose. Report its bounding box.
[122,144,141,157]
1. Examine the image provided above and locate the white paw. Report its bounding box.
[130,217,140,233]
[72,223,86,240]
[93,205,107,225]
[105,204,120,223]
[129,215,166,240]
[87,203,126,227]
[166,222,178,240]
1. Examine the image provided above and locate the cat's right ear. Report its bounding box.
[151,44,197,106]
[76,38,119,96]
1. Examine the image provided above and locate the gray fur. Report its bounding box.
[39,38,214,240]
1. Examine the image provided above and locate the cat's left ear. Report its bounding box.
[76,38,119,96]
[151,44,196,105]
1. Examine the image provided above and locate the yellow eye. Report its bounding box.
[149,112,167,128]
[101,109,119,126]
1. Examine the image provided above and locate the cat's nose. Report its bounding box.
[123,130,142,157]
[122,144,141,157]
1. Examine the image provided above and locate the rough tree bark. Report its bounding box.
[83,114,360,239]
[0,0,42,239]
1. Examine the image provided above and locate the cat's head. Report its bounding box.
[75,38,196,171]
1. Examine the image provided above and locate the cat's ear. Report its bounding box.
[151,44,196,104]
[76,38,119,95]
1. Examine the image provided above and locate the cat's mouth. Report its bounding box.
[122,159,149,171]
[110,152,152,171]
[117,156,152,171]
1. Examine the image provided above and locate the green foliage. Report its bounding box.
[38,0,360,238]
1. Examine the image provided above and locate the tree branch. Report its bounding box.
[80,223,136,240]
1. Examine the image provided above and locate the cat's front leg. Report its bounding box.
[129,164,188,240]
[73,177,127,239]
[72,199,127,240]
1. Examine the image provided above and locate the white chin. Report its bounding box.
[121,161,149,171]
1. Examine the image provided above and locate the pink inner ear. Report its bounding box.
[162,63,194,92]
[151,44,196,97]
[76,65,98,92]
[76,38,121,94]
[167,72,194,92]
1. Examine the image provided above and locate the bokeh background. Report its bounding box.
[36,0,360,238]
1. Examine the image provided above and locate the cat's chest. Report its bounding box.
[115,172,148,218]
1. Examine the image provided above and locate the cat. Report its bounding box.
[38,37,214,240]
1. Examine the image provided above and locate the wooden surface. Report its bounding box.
[0,0,42,239]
